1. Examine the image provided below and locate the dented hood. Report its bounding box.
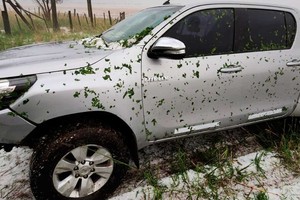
[0,41,113,78]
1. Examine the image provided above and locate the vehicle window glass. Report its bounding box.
[285,12,297,48]
[163,9,234,57]
[235,9,291,52]
[102,6,182,43]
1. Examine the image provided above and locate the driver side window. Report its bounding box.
[164,9,234,57]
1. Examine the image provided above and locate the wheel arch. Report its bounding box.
[21,111,140,168]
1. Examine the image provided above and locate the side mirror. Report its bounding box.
[148,37,186,59]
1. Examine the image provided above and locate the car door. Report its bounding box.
[230,8,300,122]
[141,5,300,141]
[141,7,244,141]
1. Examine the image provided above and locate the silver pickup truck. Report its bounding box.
[1,0,300,199]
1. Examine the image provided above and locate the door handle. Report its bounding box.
[219,65,243,73]
[287,59,300,67]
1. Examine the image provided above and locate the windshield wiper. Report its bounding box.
[101,37,109,48]
[95,33,102,38]
[93,33,109,47]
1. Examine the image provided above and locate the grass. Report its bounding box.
[253,118,300,174]
[0,11,113,51]
[255,192,269,200]
[142,148,271,199]
[136,118,300,199]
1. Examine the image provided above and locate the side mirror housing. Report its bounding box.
[148,37,186,59]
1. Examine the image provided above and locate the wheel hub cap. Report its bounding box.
[52,144,114,198]
[78,165,92,177]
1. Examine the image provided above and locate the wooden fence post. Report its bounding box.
[68,11,73,31]
[77,13,81,28]
[84,13,89,25]
[2,0,11,34]
[2,11,11,34]
[108,10,112,25]
[94,14,96,27]
[51,0,59,31]
[87,0,93,26]
[119,12,125,21]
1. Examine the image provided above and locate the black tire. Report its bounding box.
[30,124,129,200]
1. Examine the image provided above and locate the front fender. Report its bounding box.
[11,46,148,149]
[291,98,300,116]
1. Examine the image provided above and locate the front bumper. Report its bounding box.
[0,109,36,144]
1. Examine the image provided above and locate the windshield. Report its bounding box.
[102,6,183,43]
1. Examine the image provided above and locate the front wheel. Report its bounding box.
[30,125,129,200]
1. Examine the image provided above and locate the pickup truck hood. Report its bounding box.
[0,41,113,78]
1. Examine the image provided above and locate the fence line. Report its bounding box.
[1,0,126,34]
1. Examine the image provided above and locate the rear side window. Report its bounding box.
[235,9,296,52]
[286,12,297,48]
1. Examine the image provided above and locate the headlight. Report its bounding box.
[0,75,37,110]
